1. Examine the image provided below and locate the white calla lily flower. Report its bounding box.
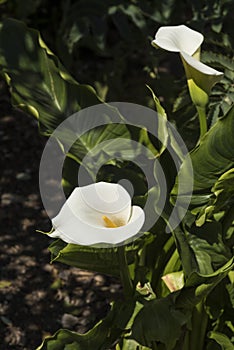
[49,182,145,246]
[152,25,223,88]
[152,24,223,137]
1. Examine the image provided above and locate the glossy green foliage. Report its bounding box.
[0,4,233,350]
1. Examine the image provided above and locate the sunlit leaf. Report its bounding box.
[174,105,234,193]
[196,168,234,225]
[116,338,152,350]
[208,331,234,350]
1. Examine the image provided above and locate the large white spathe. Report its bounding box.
[152,25,204,57]
[50,182,145,246]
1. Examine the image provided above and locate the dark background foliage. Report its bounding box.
[1,0,233,143]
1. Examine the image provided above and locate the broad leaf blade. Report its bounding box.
[0,18,131,189]
[131,294,190,350]
[37,300,135,350]
[191,106,234,191]
[172,105,234,195]
[49,239,138,277]
[0,18,101,133]
[131,257,234,349]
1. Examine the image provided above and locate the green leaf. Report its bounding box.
[49,239,139,277]
[202,51,234,75]
[161,271,184,292]
[0,18,101,132]
[0,18,130,180]
[37,300,135,350]
[172,226,198,278]
[146,85,167,119]
[116,339,152,350]
[212,168,234,209]
[130,257,234,349]
[208,331,234,350]
[187,221,232,274]
[195,168,234,225]
[130,294,190,350]
[146,85,171,159]
[192,105,234,191]
[185,257,234,291]
[205,277,233,320]
[177,105,234,192]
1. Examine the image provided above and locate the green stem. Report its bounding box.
[151,235,175,290]
[181,330,190,350]
[151,341,158,350]
[162,248,180,276]
[196,106,207,139]
[117,246,133,300]
[189,300,208,350]
[175,326,189,350]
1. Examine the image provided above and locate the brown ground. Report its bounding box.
[0,82,121,350]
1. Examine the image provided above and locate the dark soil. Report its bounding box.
[0,82,121,350]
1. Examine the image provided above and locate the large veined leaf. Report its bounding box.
[172,105,234,195]
[0,19,175,194]
[131,295,190,350]
[0,18,101,131]
[187,221,232,274]
[37,300,135,350]
[196,168,234,226]
[0,19,130,172]
[185,257,234,289]
[172,217,232,280]
[0,18,136,209]
[131,257,234,349]
[205,277,234,335]
[191,105,234,191]
[49,238,142,277]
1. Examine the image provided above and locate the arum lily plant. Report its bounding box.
[0,19,233,350]
[152,25,223,138]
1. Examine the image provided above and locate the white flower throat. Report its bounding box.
[102,215,125,228]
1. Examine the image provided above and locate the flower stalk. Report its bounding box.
[117,246,134,300]
[189,300,208,350]
[196,105,207,138]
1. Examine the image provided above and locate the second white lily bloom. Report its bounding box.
[152,25,223,107]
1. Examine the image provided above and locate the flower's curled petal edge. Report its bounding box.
[78,182,131,214]
[152,25,204,56]
[52,183,132,229]
[50,206,145,246]
[180,51,223,76]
